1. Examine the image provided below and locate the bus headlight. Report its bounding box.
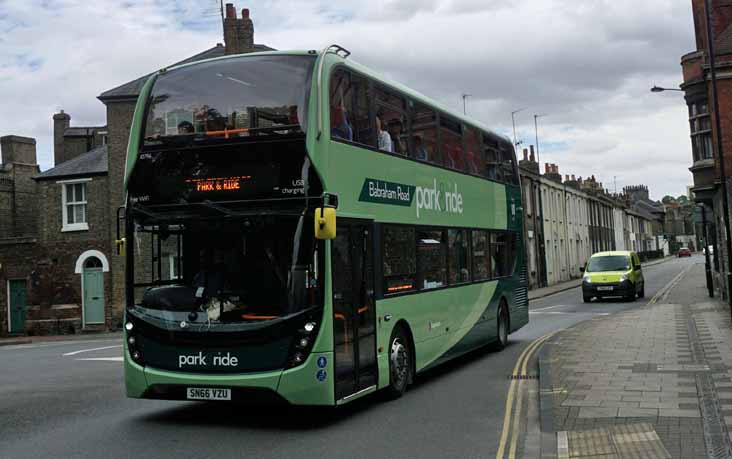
[125,322,134,331]
[286,317,321,369]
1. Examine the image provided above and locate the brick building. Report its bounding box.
[680,0,732,298]
[0,4,271,336]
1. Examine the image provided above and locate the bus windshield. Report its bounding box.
[142,55,315,146]
[586,255,631,273]
[129,212,323,326]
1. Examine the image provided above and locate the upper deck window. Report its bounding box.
[330,69,375,147]
[328,67,518,185]
[375,85,407,155]
[411,102,439,164]
[143,55,315,147]
[440,116,464,172]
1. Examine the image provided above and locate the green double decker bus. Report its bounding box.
[121,45,528,405]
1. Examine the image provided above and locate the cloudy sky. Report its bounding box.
[1,0,694,200]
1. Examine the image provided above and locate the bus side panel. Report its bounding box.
[376,281,498,378]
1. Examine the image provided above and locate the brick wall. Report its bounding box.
[105,100,136,321]
[63,137,93,161]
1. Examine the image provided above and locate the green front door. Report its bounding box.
[83,268,105,325]
[9,280,27,334]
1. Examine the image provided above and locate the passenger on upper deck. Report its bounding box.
[330,104,353,141]
[387,119,407,155]
[413,135,428,161]
[376,114,393,152]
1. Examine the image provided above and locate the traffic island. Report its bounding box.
[539,262,732,459]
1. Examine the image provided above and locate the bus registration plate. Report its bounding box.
[187,387,231,401]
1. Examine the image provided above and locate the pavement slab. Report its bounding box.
[541,262,732,459]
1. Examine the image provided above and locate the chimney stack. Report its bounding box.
[53,110,70,166]
[545,163,550,174]
[224,4,255,55]
[522,148,528,161]
[1,136,37,166]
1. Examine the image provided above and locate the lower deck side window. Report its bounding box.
[381,224,518,296]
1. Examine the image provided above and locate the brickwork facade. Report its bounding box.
[0,125,113,336]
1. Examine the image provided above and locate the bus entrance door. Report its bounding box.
[332,221,378,402]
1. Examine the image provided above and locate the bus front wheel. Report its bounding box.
[385,327,412,399]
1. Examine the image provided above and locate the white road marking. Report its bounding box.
[530,311,610,316]
[75,357,123,362]
[0,339,121,351]
[63,345,122,356]
[530,304,570,312]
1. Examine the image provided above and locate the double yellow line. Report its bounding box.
[496,332,556,459]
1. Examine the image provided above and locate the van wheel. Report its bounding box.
[493,302,509,351]
[583,295,591,303]
[385,326,412,399]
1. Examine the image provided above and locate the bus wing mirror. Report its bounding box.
[116,238,126,256]
[314,208,336,240]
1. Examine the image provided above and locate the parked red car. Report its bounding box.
[678,247,692,257]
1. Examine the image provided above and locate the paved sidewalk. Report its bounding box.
[0,331,121,347]
[539,261,732,459]
[529,256,674,301]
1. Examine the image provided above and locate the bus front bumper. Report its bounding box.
[125,349,335,406]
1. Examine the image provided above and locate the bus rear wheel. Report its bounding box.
[385,327,412,399]
[493,302,509,351]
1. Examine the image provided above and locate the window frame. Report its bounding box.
[58,178,91,232]
[689,101,713,161]
[327,65,519,186]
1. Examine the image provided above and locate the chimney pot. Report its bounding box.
[225,3,236,18]
[242,8,250,18]
[571,174,576,181]
[522,148,528,160]
[530,145,535,155]
[545,163,550,173]
[565,174,570,181]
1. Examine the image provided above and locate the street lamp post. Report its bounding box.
[534,114,547,166]
[462,94,471,115]
[511,108,526,150]
[533,113,548,288]
[704,0,732,313]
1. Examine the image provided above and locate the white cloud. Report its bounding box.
[0,0,695,200]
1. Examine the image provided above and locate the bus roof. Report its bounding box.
[158,48,510,147]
